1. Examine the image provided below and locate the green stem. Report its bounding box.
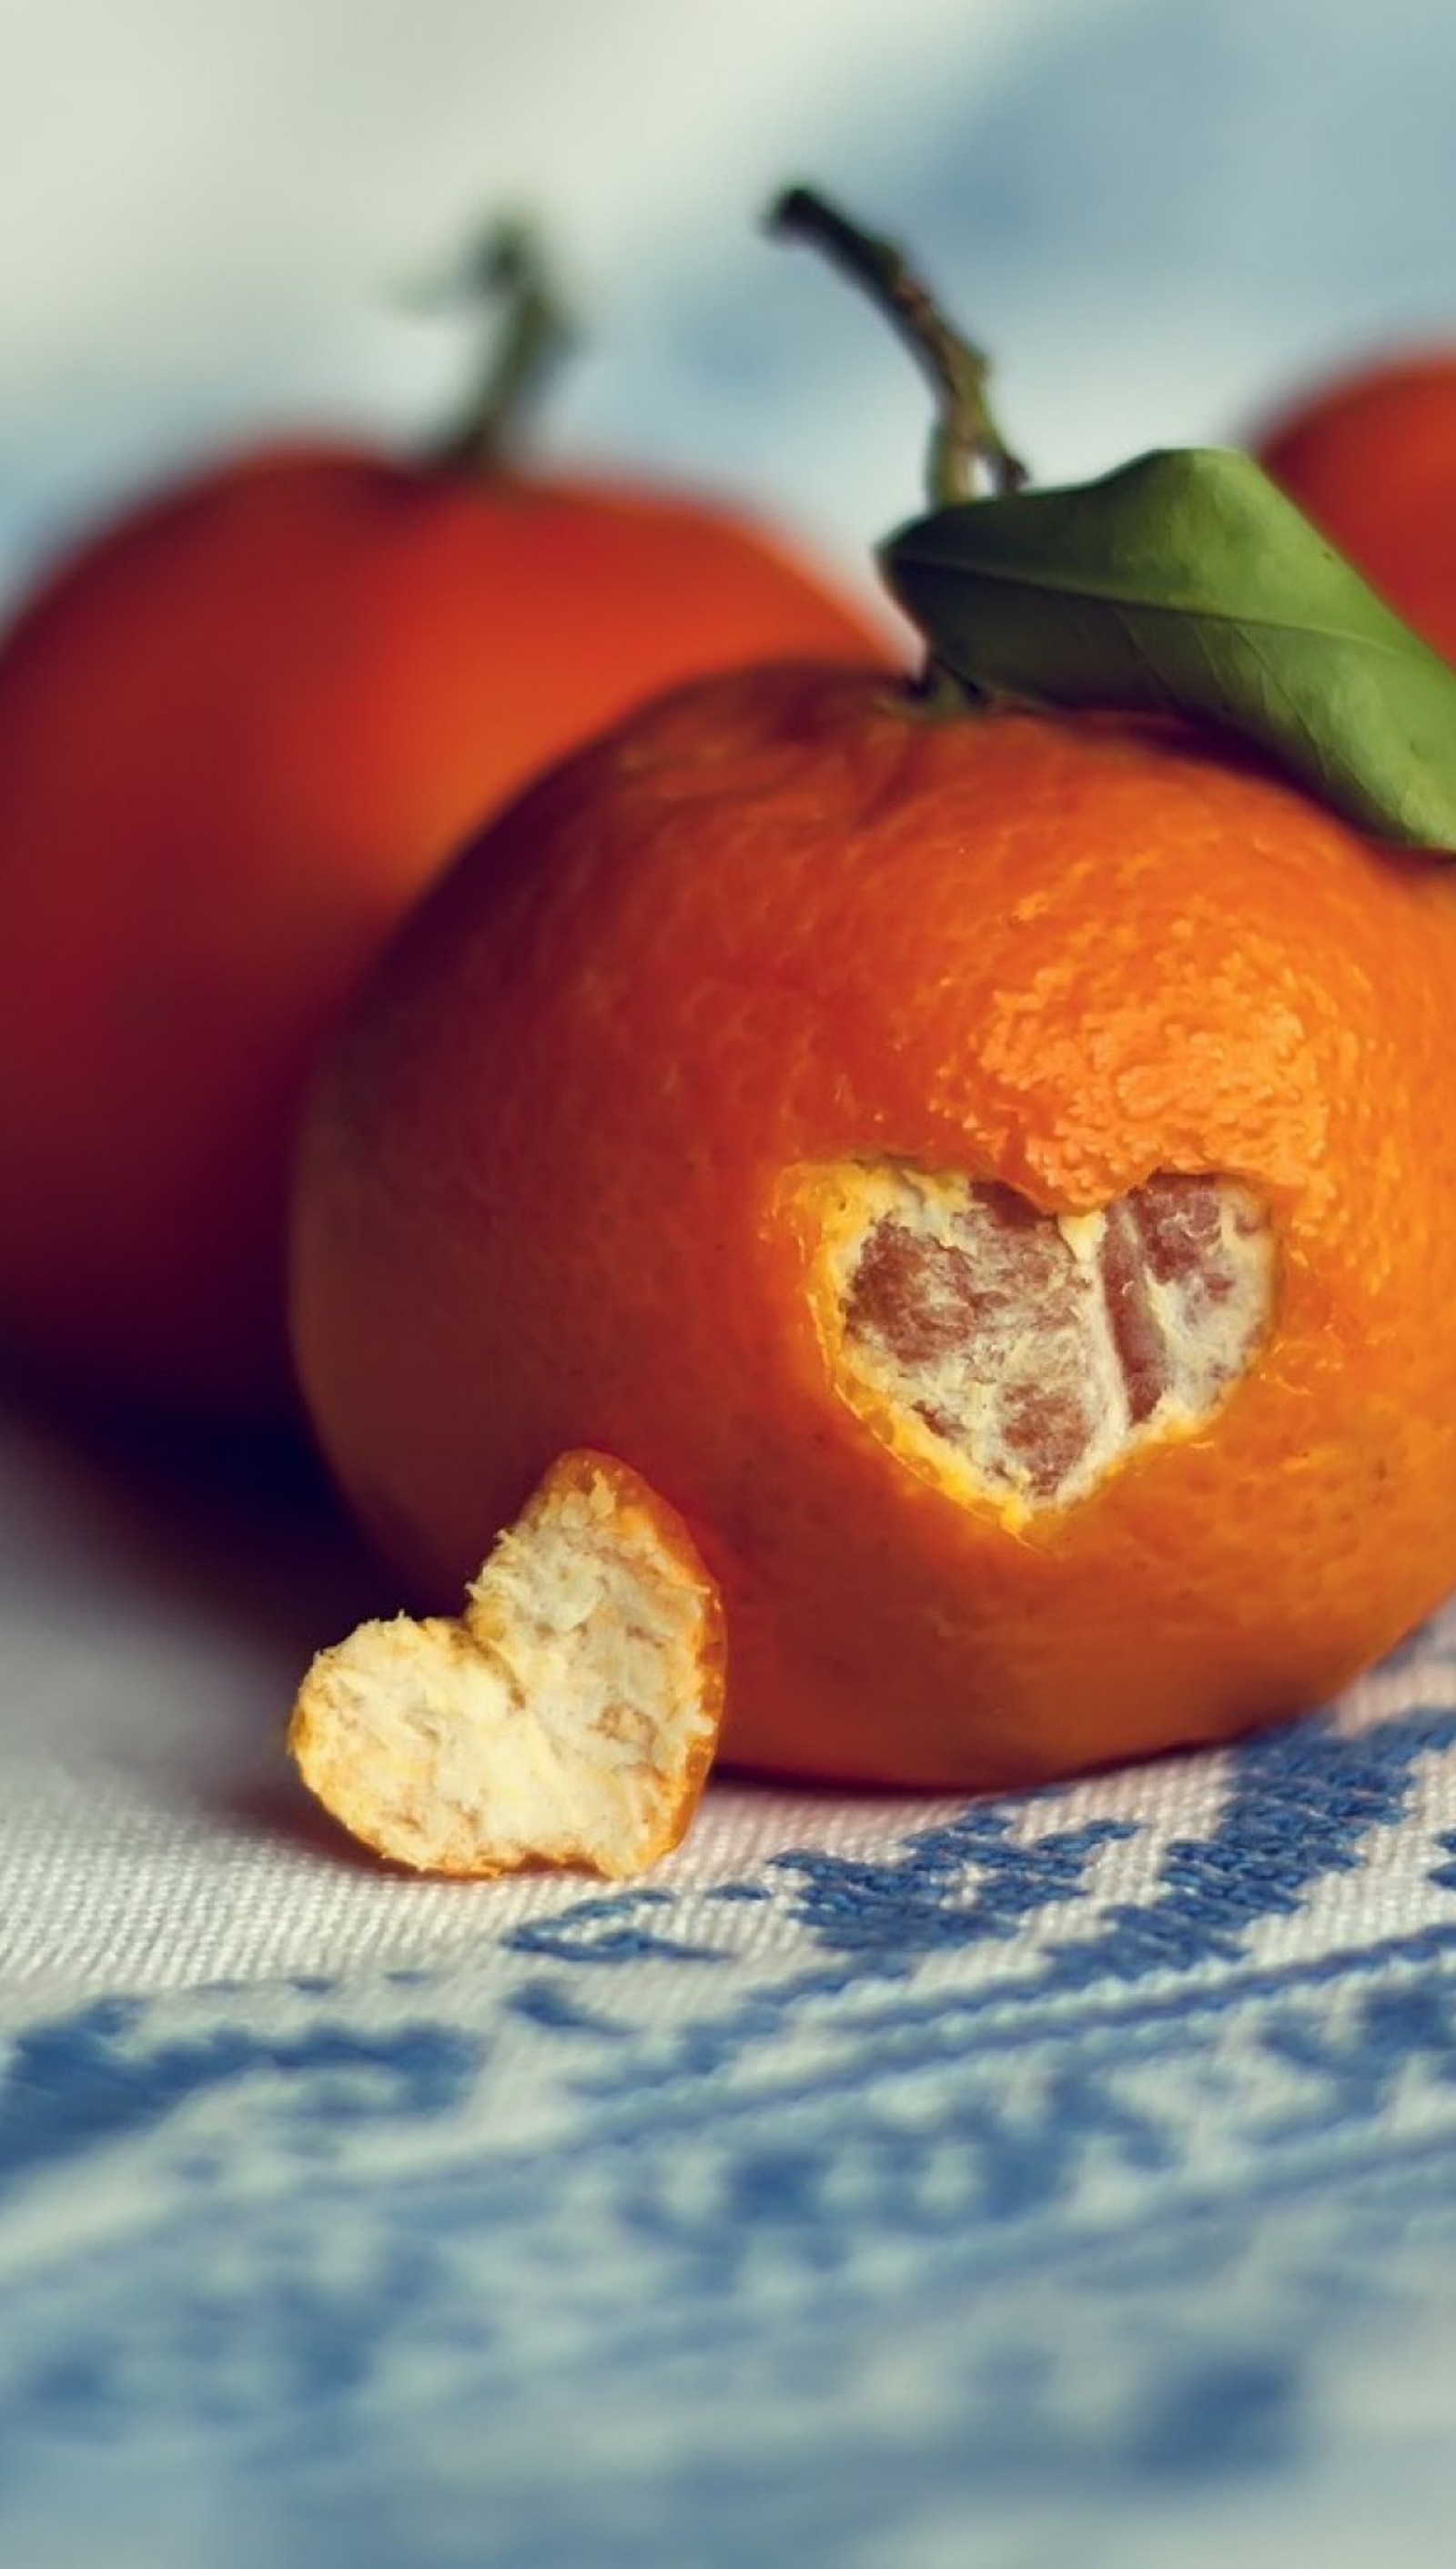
[430,216,575,477]
[765,186,1026,510]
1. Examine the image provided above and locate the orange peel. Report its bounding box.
[288,1450,724,1877]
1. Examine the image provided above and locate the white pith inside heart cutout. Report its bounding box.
[800,1160,1275,1515]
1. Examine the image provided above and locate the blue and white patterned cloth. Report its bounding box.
[8,1574,1456,2565]
[8,1,1456,2560]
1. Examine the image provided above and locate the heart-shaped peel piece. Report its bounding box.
[288,1451,724,1877]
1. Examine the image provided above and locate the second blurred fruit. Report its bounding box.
[1257,348,1456,665]
[0,221,885,1427]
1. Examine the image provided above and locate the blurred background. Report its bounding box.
[3,0,1456,618]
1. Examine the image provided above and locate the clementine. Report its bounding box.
[0,222,885,1428]
[289,660,1456,1788]
[1257,349,1456,663]
[288,189,1456,1794]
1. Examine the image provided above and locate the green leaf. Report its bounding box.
[881,446,1456,851]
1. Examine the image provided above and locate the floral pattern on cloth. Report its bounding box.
[5,1608,1456,2565]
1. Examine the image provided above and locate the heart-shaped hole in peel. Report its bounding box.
[288,1451,724,1878]
[794,1160,1275,1516]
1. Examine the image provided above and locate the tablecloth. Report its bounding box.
[5,1391,1456,2565]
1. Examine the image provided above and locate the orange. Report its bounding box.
[0,309,885,1429]
[1257,349,1456,664]
[290,660,1456,1790]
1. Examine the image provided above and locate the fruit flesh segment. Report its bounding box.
[811,1163,1272,1516]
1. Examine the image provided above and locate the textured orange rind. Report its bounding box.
[291,670,1456,1789]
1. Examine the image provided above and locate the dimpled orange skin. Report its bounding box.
[0,445,885,1426]
[291,661,1456,1789]
[1257,353,1456,664]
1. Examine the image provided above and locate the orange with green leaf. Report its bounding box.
[291,192,1456,1791]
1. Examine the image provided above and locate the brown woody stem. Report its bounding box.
[430,215,575,477]
[766,185,1026,511]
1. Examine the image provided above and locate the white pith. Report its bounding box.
[804,1158,1274,1518]
[290,1464,718,1877]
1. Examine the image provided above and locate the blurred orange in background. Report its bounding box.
[0,219,885,1429]
[1257,351,1456,667]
